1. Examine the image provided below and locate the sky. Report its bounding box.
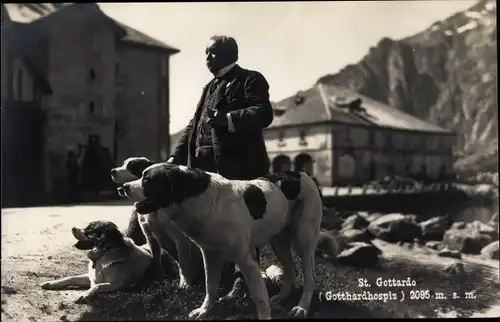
[98,1,477,134]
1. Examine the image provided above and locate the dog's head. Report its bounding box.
[111,157,155,186]
[72,221,125,253]
[120,163,211,215]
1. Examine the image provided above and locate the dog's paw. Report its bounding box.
[40,281,55,290]
[73,292,90,304]
[188,306,209,320]
[289,306,308,317]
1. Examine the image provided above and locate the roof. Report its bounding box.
[1,3,180,54]
[114,21,180,54]
[269,85,368,128]
[268,83,452,134]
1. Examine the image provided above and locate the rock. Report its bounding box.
[438,247,462,259]
[338,228,373,244]
[367,213,422,243]
[442,224,493,255]
[480,241,499,260]
[366,213,384,222]
[425,241,442,250]
[265,264,284,283]
[341,214,370,230]
[445,262,466,275]
[489,212,499,225]
[451,221,466,230]
[420,216,449,241]
[470,220,499,241]
[321,210,342,230]
[336,242,380,267]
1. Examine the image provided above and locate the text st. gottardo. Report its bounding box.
[317,277,477,303]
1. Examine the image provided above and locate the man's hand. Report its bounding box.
[207,110,228,128]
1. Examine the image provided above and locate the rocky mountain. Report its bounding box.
[317,0,497,174]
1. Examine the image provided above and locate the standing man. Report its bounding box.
[169,35,274,299]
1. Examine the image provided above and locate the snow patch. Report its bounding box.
[456,21,478,34]
[485,2,496,11]
[464,11,482,19]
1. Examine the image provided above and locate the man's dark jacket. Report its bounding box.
[171,65,273,180]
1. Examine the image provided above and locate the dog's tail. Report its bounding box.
[316,229,339,263]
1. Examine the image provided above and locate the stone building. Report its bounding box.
[265,83,456,186]
[1,3,179,205]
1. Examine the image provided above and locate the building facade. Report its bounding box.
[265,83,456,187]
[1,3,179,205]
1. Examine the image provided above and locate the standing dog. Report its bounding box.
[40,221,152,303]
[121,162,338,319]
[111,157,205,289]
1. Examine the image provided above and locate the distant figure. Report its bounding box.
[65,150,80,203]
[80,136,103,200]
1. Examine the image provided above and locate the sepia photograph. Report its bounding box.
[1,1,498,320]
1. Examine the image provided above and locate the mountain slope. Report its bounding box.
[317,0,497,173]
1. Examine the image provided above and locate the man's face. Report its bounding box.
[205,39,228,75]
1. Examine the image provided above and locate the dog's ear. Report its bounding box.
[127,158,155,178]
[142,167,176,207]
[103,226,124,245]
[74,240,94,250]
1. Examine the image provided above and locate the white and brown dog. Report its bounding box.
[120,162,339,319]
[111,157,205,289]
[40,221,153,303]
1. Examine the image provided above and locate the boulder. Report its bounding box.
[338,228,373,244]
[366,213,384,222]
[341,213,370,230]
[367,213,422,243]
[420,216,449,241]
[445,262,466,275]
[265,264,284,283]
[442,223,493,255]
[470,220,499,241]
[480,241,499,260]
[321,211,342,230]
[437,247,462,259]
[425,240,442,250]
[451,221,466,230]
[489,212,499,227]
[336,242,381,267]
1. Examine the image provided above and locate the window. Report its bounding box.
[278,131,286,146]
[89,102,95,114]
[278,131,285,142]
[385,134,393,150]
[88,68,96,83]
[299,129,307,146]
[16,68,23,100]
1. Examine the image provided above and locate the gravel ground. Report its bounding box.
[1,201,499,320]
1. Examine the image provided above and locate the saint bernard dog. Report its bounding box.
[118,161,339,319]
[111,157,205,290]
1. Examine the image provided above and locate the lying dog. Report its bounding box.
[121,162,339,319]
[40,221,153,303]
[111,157,205,289]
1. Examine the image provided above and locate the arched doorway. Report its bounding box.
[272,155,292,173]
[338,152,356,181]
[294,153,313,176]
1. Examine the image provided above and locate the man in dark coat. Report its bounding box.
[168,35,273,298]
